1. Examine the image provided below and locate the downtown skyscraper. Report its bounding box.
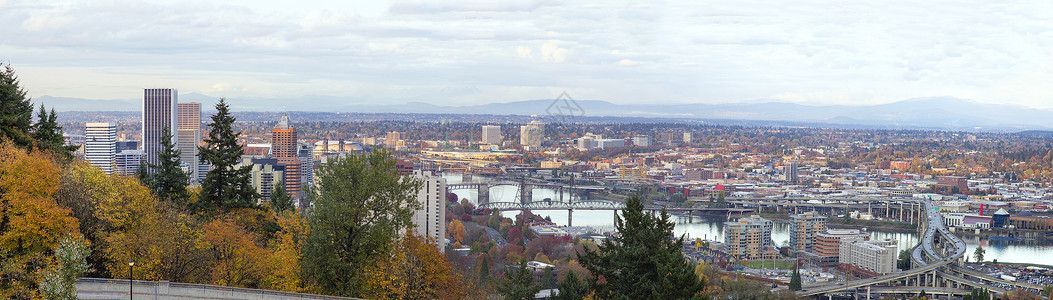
[177,102,201,181]
[84,122,117,174]
[271,113,301,198]
[142,88,178,167]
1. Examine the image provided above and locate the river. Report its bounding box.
[443,173,1053,266]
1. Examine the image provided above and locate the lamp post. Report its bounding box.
[128,260,135,300]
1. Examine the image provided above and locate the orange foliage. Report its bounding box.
[363,231,471,299]
[0,141,79,256]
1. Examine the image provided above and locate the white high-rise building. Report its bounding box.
[683,132,692,143]
[839,238,897,274]
[142,89,178,167]
[412,170,447,251]
[482,125,501,145]
[784,161,799,182]
[85,122,117,174]
[519,121,544,149]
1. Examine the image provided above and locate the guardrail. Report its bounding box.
[77,278,360,300]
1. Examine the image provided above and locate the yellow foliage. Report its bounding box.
[0,142,79,256]
[203,217,266,287]
[262,212,310,292]
[363,231,470,299]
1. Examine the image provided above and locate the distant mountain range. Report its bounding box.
[34,95,1053,131]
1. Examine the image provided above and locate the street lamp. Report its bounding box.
[128,260,135,300]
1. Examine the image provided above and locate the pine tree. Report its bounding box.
[478,255,490,285]
[551,269,590,300]
[497,260,541,300]
[789,264,802,291]
[147,126,189,206]
[270,182,294,213]
[579,195,706,299]
[198,98,259,212]
[0,63,35,148]
[32,105,76,160]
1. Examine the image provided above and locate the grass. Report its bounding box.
[742,260,795,269]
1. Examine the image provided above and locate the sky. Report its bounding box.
[2,0,1053,108]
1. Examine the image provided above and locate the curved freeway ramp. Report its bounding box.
[798,200,966,297]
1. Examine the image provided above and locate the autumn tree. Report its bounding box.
[0,141,80,298]
[199,98,259,212]
[262,212,309,292]
[202,217,265,288]
[147,126,190,206]
[300,149,423,297]
[449,219,466,242]
[362,231,469,299]
[579,195,706,299]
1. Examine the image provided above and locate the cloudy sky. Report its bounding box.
[3,0,1053,108]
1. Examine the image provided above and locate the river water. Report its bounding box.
[443,174,1053,265]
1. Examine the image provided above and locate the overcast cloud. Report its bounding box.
[2,0,1053,108]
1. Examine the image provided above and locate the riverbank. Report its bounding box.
[756,212,919,233]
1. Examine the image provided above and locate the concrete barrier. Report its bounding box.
[76,278,361,300]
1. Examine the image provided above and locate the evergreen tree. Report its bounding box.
[541,267,556,289]
[478,255,490,284]
[789,264,802,291]
[498,260,541,300]
[973,246,985,263]
[146,126,189,206]
[198,98,259,212]
[300,149,424,297]
[31,105,76,160]
[551,269,589,300]
[579,195,706,299]
[270,182,294,213]
[0,63,34,148]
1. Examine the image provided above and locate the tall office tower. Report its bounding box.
[237,158,285,202]
[683,132,692,144]
[784,161,799,182]
[724,215,774,260]
[298,142,314,189]
[177,102,202,181]
[519,121,544,149]
[85,122,118,174]
[789,211,827,255]
[177,129,200,182]
[481,125,501,145]
[412,170,447,251]
[142,88,178,167]
[177,102,201,131]
[115,150,146,176]
[271,114,301,198]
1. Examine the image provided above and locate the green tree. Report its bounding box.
[1043,286,1053,298]
[541,267,556,289]
[38,235,90,300]
[973,246,985,263]
[0,63,34,148]
[498,260,541,300]
[964,288,991,300]
[270,182,294,214]
[300,149,423,297]
[550,269,589,300]
[147,126,189,206]
[789,264,802,291]
[579,195,706,299]
[478,255,490,284]
[31,105,77,160]
[198,99,259,212]
[897,249,912,270]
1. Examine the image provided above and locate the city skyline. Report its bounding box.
[3,1,1053,109]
